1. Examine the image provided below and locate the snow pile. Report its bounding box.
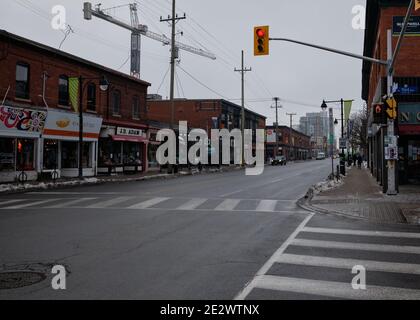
[312,177,344,195]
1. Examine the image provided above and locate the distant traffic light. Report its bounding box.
[254,26,269,56]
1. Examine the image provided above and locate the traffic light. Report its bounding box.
[254,26,269,56]
[385,96,397,120]
[373,103,386,124]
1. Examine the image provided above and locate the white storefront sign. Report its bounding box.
[116,126,145,137]
[0,105,46,138]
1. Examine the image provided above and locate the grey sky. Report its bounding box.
[1,0,366,129]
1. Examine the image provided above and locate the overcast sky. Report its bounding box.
[1,0,367,129]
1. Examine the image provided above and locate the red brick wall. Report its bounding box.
[367,7,420,107]
[0,33,149,126]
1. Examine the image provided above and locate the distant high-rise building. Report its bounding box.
[299,111,329,157]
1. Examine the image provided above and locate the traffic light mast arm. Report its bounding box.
[269,37,388,66]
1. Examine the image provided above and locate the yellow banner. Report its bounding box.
[69,77,79,113]
[416,0,420,11]
[344,100,353,124]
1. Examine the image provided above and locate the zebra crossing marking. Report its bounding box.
[46,197,98,208]
[86,196,135,208]
[302,227,420,239]
[176,198,208,210]
[127,197,170,209]
[214,199,241,211]
[1,199,60,209]
[256,200,277,212]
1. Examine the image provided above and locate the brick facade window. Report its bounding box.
[15,62,30,99]
[111,89,121,115]
[87,82,96,111]
[132,95,140,119]
[58,75,69,106]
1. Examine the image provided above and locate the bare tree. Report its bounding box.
[348,103,368,156]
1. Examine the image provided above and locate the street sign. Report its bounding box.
[385,146,398,160]
[339,138,347,149]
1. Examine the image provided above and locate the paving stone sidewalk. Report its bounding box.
[308,166,420,225]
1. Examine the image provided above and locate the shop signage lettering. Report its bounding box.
[0,105,46,132]
[117,127,144,137]
[398,103,420,124]
[393,16,420,35]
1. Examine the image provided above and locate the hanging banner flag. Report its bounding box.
[69,77,79,113]
[416,0,420,11]
[344,100,353,124]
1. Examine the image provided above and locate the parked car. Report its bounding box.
[271,155,287,166]
[316,152,326,160]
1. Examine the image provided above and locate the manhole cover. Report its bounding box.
[0,271,46,290]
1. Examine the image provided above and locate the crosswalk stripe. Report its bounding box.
[176,198,208,210]
[2,199,60,209]
[276,253,420,275]
[256,200,277,212]
[303,227,420,239]
[127,197,170,209]
[0,199,27,206]
[292,238,420,255]
[86,196,134,208]
[46,198,98,208]
[214,199,241,211]
[254,275,420,300]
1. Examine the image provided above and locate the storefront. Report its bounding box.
[41,109,102,178]
[0,105,46,183]
[98,125,148,174]
[397,103,420,185]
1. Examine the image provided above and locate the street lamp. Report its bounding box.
[76,75,109,179]
[320,98,353,176]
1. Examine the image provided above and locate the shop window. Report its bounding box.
[123,142,141,165]
[58,75,69,106]
[87,83,96,111]
[132,96,140,119]
[61,141,78,168]
[16,62,30,99]
[0,138,16,172]
[82,142,92,168]
[112,90,121,115]
[148,144,159,168]
[16,139,35,171]
[43,139,59,170]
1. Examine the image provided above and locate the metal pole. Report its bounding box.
[169,0,176,130]
[274,97,279,158]
[329,107,334,178]
[340,98,345,176]
[241,50,245,166]
[78,76,84,179]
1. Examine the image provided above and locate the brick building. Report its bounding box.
[147,98,266,164]
[265,125,311,162]
[0,30,150,182]
[363,0,420,187]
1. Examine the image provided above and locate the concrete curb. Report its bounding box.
[0,165,244,195]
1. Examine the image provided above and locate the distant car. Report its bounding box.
[316,152,326,160]
[271,156,287,166]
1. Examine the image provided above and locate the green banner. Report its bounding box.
[69,77,79,113]
[344,100,353,124]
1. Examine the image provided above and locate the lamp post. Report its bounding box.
[321,99,353,176]
[76,75,109,179]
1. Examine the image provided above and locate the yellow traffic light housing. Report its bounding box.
[254,26,269,56]
[385,97,397,120]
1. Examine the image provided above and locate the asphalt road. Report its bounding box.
[1,159,420,300]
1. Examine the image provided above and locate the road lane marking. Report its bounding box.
[86,196,135,208]
[176,198,208,210]
[234,211,314,300]
[127,197,170,209]
[214,199,241,211]
[303,227,420,239]
[46,198,98,208]
[276,253,420,275]
[292,238,420,255]
[254,275,420,300]
[256,200,277,212]
[0,199,27,206]
[2,199,61,209]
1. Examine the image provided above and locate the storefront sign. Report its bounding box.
[266,129,276,143]
[116,126,145,137]
[393,16,420,35]
[0,105,46,136]
[399,103,420,125]
[43,109,102,140]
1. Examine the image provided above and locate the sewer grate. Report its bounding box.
[0,271,46,290]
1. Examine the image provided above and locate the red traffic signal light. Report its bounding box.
[375,104,382,114]
[256,28,265,38]
[254,26,269,56]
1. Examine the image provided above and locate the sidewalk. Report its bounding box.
[0,165,242,195]
[304,166,420,225]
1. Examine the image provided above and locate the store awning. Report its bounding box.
[110,135,149,143]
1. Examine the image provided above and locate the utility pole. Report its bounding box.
[160,0,186,130]
[234,50,251,166]
[271,97,281,158]
[286,113,296,161]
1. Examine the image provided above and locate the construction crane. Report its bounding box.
[83,2,216,79]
